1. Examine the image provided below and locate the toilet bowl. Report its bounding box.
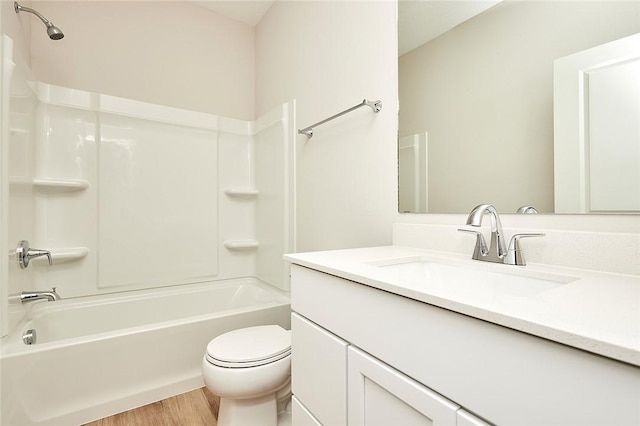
[202,325,291,426]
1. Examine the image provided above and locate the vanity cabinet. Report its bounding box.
[291,273,491,425]
[292,312,483,426]
[290,263,640,426]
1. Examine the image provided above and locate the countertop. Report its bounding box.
[284,246,640,367]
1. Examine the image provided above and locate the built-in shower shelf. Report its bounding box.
[224,240,259,250]
[32,178,89,191]
[32,247,89,264]
[224,188,259,197]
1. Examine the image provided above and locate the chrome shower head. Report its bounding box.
[14,1,64,40]
[46,23,64,40]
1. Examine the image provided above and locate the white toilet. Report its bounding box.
[202,325,292,426]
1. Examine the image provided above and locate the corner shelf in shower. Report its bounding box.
[31,247,89,264]
[223,240,259,250]
[32,178,89,192]
[224,188,259,197]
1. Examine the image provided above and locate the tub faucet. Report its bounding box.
[459,204,507,263]
[20,287,61,303]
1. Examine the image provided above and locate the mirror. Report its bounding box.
[398,0,640,214]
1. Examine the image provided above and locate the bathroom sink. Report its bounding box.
[370,257,578,297]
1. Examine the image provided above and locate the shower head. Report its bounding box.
[14,1,64,40]
[46,23,64,40]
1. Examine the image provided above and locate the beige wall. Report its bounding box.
[28,1,255,120]
[2,0,31,61]
[399,1,640,214]
[4,0,400,265]
[256,1,398,252]
[9,0,636,261]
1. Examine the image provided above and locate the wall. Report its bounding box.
[254,0,638,273]
[28,1,255,120]
[1,0,31,61]
[399,0,640,214]
[6,0,638,289]
[256,1,398,252]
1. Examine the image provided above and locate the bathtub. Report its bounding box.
[1,278,291,426]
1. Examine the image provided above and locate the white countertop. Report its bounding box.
[285,246,640,367]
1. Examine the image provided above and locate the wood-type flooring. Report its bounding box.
[84,387,220,426]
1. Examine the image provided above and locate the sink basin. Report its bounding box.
[370,257,578,297]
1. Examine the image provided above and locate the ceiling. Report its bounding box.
[398,0,501,55]
[191,0,501,54]
[192,1,275,27]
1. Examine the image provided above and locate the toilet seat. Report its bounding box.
[206,325,291,368]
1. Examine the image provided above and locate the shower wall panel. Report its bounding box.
[7,82,38,298]
[255,102,295,291]
[28,85,225,297]
[217,130,258,279]
[3,36,38,335]
[98,113,218,289]
[33,103,98,296]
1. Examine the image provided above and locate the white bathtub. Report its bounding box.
[1,278,291,426]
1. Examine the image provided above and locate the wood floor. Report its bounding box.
[84,388,220,426]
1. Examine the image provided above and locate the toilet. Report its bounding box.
[202,325,292,426]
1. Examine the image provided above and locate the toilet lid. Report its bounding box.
[206,325,291,368]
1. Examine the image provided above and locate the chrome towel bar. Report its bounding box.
[298,99,382,138]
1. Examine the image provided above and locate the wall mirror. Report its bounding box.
[398,0,640,214]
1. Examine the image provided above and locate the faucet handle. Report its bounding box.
[15,240,52,269]
[458,228,489,259]
[516,205,539,214]
[505,233,545,266]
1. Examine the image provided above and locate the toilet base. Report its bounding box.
[217,393,292,426]
[218,393,277,426]
[277,408,292,426]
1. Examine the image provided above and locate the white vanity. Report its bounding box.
[285,246,640,425]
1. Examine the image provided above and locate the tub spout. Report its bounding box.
[20,287,61,303]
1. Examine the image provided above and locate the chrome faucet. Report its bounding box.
[20,287,61,303]
[516,205,539,214]
[459,204,544,265]
[459,204,507,263]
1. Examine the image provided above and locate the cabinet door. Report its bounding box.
[291,313,348,426]
[348,347,459,426]
[457,409,492,426]
[291,396,322,426]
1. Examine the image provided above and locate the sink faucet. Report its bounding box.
[459,204,544,265]
[20,287,61,303]
[462,204,507,263]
